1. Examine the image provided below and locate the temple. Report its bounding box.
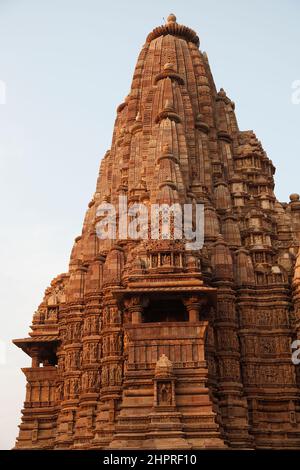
[13,14,300,449]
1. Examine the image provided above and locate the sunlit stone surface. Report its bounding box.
[13,14,300,450]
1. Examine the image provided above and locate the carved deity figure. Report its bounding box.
[162,253,171,265]
[56,382,64,401]
[152,255,158,268]
[158,382,172,405]
[102,366,108,386]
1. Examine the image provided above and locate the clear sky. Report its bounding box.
[0,0,299,449]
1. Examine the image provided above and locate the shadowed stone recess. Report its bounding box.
[13,14,300,450]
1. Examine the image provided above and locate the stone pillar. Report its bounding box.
[30,348,41,368]
[124,296,143,324]
[184,295,204,322]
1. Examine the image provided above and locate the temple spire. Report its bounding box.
[13,14,300,451]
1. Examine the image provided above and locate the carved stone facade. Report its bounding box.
[13,14,300,449]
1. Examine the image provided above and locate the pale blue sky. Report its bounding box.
[0,0,299,449]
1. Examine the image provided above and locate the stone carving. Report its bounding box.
[56,382,64,402]
[101,366,108,387]
[110,306,121,324]
[13,14,300,451]
[155,354,173,378]
[157,382,172,405]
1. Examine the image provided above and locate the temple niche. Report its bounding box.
[154,355,175,408]
[13,13,300,450]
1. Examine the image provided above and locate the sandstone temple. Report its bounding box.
[13,14,300,450]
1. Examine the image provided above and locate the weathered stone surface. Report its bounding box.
[13,14,300,450]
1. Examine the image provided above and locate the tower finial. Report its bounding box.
[167,13,177,23]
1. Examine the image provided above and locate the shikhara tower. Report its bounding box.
[14,14,300,449]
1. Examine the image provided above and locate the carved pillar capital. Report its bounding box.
[183,295,206,322]
[124,296,143,324]
[30,347,41,368]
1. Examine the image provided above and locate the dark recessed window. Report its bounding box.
[143,299,188,323]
